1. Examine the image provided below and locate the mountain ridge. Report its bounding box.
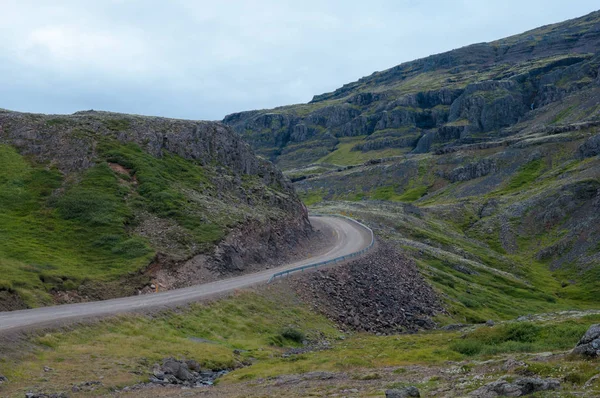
[223,10,600,170]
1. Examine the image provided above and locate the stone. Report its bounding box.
[502,358,525,371]
[161,359,193,381]
[151,358,230,387]
[185,359,201,372]
[578,134,600,158]
[290,242,442,334]
[584,374,600,389]
[470,377,560,397]
[486,320,495,327]
[386,386,420,398]
[572,324,600,358]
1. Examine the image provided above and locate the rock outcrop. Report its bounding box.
[446,158,497,182]
[150,358,229,387]
[572,323,600,357]
[579,133,600,158]
[470,377,561,397]
[386,386,421,398]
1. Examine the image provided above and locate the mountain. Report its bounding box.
[0,109,310,309]
[224,10,600,170]
[224,11,600,319]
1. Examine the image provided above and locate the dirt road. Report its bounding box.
[0,216,372,333]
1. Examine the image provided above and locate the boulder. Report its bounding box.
[572,324,600,358]
[502,358,525,371]
[185,359,202,372]
[151,358,230,387]
[578,134,600,158]
[470,377,560,397]
[386,386,420,397]
[162,358,193,381]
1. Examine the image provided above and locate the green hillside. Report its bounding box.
[0,110,307,308]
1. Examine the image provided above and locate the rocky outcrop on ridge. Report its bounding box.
[224,11,600,169]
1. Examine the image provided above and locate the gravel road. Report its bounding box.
[0,216,372,333]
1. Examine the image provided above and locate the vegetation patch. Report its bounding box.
[499,158,545,193]
[0,145,153,306]
[0,290,340,396]
[299,190,324,206]
[450,318,600,356]
[318,138,406,166]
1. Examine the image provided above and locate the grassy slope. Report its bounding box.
[317,137,408,166]
[0,138,279,307]
[0,289,340,396]
[1,289,598,397]
[0,145,151,306]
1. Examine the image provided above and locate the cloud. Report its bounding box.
[0,0,598,120]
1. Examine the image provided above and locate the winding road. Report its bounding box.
[0,216,372,333]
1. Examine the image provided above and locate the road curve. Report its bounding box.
[0,216,372,333]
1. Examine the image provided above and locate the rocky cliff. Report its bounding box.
[0,110,311,308]
[224,11,600,170]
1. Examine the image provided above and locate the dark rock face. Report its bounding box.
[352,135,419,152]
[470,377,560,397]
[0,108,307,217]
[449,81,527,133]
[446,158,497,182]
[0,110,288,188]
[579,134,600,158]
[572,324,600,357]
[386,386,421,397]
[290,242,443,333]
[413,131,436,154]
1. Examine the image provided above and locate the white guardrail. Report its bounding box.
[267,214,375,283]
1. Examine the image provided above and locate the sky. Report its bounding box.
[1,1,598,120]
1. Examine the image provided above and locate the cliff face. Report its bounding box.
[1,110,291,188]
[0,110,311,308]
[223,11,600,170]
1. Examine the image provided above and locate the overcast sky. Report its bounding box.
[1,1,598,120]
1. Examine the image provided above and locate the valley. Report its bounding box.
[1,8,600,398]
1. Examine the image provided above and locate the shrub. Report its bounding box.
[0,280,14,292]
[502,323,541,343]
[111,238,151,259]
[450,340,484,356]
[281,327,305,344]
